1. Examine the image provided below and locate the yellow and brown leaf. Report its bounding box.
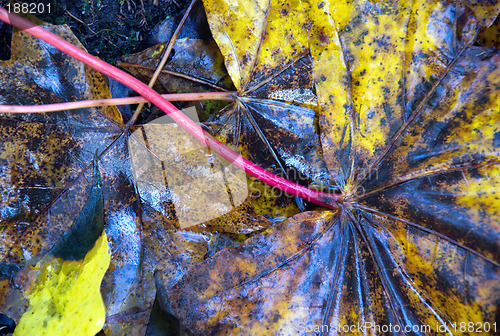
[199,0,332,203]
[162,0,500,334]
[0,22,267,335]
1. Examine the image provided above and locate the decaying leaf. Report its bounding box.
[0,22,265,335]
[199,0,331,189]
[15,233,109,335]
[0,159,109,335]
[128,109,269,232]
[120,38,234,120]
[123,0,332,193]
[121,38,233,93]
[162,0,500,334]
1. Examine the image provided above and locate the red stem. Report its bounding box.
[0,8,342,209]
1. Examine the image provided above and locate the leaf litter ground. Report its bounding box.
[1,0,500,335]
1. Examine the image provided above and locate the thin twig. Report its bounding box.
[128,0,198,125]
[65,10,97,35]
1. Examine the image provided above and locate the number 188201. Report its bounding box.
[6,2,51,15]
[437,322,497,333]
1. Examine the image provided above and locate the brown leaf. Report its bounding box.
[120,38,234,119]
[0,22,266,334]
[163,0,500,334]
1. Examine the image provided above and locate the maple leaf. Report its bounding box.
[198,0,332,193]
[162,0,500,334]
[13,162,110,336]
[0,22,269,334]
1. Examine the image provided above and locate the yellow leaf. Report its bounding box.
[164,0,500,334]
[203,0,309,92]
[14,232,110,336]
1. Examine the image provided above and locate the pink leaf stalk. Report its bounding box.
[0,8,342,209]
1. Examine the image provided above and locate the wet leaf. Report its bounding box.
[126,0,332,198]
[0,23,265,334]
[203,35,328,184]
[11,161,109,336]
[120,38,234,119]
[145,295,182,336]
[477,14,500,47]
[314,0,499,190]
[121,38,234,92]
[196,0,336,220]
[121,37,308,222]
[14,234,110,336]
[145,294,193,336]
[204,99,331,221]
[163,0,500,334]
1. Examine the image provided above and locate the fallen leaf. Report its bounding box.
[194,0,337,220]
[163,0,500,334]
[15,228,109,335]
[121,38,233,93]
[10,160,108,336]
[120,36,328,221]
[145,292,193,336]
[120,38,234,120]
[199,0,330,186]
[123,0,332,194]
[0,22,265,334]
